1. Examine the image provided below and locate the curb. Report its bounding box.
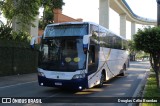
[128,69,150,106]
[139,71,155,106]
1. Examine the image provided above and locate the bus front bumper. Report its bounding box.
[38,76,88,90]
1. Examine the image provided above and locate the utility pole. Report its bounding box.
[157,0,160,26]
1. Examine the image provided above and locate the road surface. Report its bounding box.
[0,61,150,106]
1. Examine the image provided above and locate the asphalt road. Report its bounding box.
[0,61,150,106]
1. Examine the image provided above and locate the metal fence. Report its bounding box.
[0,47,38,76]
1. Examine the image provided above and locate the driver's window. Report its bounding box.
[88,40,99,73]
[88,45,95,64]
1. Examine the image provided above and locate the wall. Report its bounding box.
[53,9,83,23]
[38,9,83,43]
[0,40,38,76]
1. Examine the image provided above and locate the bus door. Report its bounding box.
[87,38,100,88]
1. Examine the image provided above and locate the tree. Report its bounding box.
[40,0,65,10]
[0,0,15,26]
[134,26,160,88]
[39,0,65,29]
[1,0,41,31]
[39,0,54,29]
[52,0,65,9]
[128,40,136,61]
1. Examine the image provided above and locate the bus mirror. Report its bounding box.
[30,35,42,49]
[83,35,89,44]
[83,35,89,54]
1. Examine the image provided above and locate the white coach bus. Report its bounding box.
[33,22,129,90]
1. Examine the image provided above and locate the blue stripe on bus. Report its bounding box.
[38,76,88,90]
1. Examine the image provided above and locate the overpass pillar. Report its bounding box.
[30,15,39,37]
[12,16,38,42]
[99,0,110,29]
[131,21,136,40]
[120,14,126,38]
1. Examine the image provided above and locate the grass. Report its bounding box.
[142,73,160,106]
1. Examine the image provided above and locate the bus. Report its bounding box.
[32,22,129,90]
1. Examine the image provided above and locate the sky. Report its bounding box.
[126,0,157,20]
[0,0,157,39]
[62,0,157,39]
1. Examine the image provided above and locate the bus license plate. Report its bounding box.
[55,82,62,86]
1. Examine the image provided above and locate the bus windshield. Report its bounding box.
[44,24,88,37]
[39,36,86,72]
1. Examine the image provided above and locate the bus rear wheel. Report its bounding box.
[119,64,126,76]
[98,73,105,88]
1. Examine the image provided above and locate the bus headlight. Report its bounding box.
[38,72,45,77]
[72,74,85,79]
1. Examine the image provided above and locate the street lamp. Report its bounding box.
[157,0,160,26]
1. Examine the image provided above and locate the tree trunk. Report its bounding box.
[155,70,160,88]
[149,53,154,69]
[152,53,160,88]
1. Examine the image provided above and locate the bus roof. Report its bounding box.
[46,22,127,40]
[47,22,96,27]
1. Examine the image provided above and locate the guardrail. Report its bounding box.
[122,0,157,23]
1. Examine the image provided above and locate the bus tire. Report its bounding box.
[119,64,126,76]
[98,73,105,88]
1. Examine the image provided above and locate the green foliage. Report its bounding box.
[142,73,160,106]
[1,0,41,30]
[39,0,65,29]
[128,40,135,53]
[134,27,160,53]
[0,25,12,40]
[39,6,54,29]
[12,31,31,43]
[0,0,14,26]
[40,0,65,10]
[0,25,31,44]
[135,51,149,60]
[52,0,65,9]
[133,26,160,88]
[15,0,41,30]
[39,19,44,30]
[44,6,54,23]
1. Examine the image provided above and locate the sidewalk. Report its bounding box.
[0,73,37,87]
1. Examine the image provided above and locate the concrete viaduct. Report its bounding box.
[99,0,157,39]
[12,0,157,40]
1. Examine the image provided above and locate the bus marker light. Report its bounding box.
[40,83,44,86]
[79,86,82,90]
